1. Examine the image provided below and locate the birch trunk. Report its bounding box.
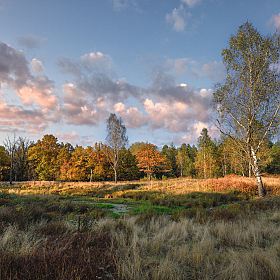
[203,151,206,180]
[114,168,117,184]
[251,147,265,197]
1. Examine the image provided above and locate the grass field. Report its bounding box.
[1,176,280,279]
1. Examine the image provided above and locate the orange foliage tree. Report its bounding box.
[136,143,171,180]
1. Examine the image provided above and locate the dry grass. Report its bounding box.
[5,176,280,197]
[203,175,280,197]
[2,177,280,279]
[0,221,117,279]
[138,178,203,194]
[97,214,280,280]
[4,178,203,197]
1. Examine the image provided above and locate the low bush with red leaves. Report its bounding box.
[203,175,258,197]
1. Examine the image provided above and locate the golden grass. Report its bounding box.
[4,176,280,197]
[97,214,280,279]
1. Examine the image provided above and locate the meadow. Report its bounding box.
[1,176,280,279]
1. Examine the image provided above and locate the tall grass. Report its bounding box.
[98,214,280,280]
[1,177,280,279]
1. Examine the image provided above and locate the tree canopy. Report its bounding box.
[212,21,280,196]
[105,113,128,183]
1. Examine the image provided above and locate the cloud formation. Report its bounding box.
[166,5,191,32]
[0,42,31,90]
[58,52,144,126]
[18,76,58,109]
[56,131,79,142]
[58,51,216,136]
[114,103,149,129]
[0,40,216,144]
[30,58,45,75]
[0,101,52,134]
[0,41,60,134]
[181,0,202,8]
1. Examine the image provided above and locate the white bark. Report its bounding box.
[251,147,265,197]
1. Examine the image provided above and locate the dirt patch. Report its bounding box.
[72,200,132,214]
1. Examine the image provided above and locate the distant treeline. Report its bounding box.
[0,128,279,183]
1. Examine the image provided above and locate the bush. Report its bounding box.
[204,176,258,197]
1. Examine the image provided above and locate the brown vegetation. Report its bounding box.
[1,177,280,279]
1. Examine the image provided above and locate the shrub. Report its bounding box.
[203,176,258,197]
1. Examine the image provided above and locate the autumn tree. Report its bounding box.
[28,134,61,180]
[117,148,141,181]
[136,143,171,181]
[176,144,195,178]
[57,143,73,181]
[267,141,280,174]
[218,136,247,176]
[161,143,178,177]
[213,22,280,196]
[4,135,19,185]
[195,128,219,179]
[65,146,91,181]
[104,113,128,183]
[14,137,30,181]
[129,142,146,155]
[0,146,10,180]
[88,142,111,181]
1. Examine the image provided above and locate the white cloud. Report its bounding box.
[181,0,202,8]
[114,102,149,129]
[143,98,195,132]
[267,13,280,28]
[166,5,191,32]
[79,52,114,74]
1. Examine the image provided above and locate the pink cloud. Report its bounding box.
[0,102,52,134]
[56,131,79,142]
[268,13,280,28]
[18,76,58,109]
[30,58,45,75]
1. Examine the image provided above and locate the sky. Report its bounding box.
[0,0,279,148]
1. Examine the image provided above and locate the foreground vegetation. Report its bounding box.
[1,176,280,279]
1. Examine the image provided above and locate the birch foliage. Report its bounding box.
[212,22,280,196]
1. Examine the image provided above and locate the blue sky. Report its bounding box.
[0,0,279,147]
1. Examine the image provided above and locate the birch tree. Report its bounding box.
[213,22,280,196]
[105,113,128,183]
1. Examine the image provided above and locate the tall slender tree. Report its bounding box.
[195,128,218,179]
[104,113,128,183]
[213,22,280,196]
